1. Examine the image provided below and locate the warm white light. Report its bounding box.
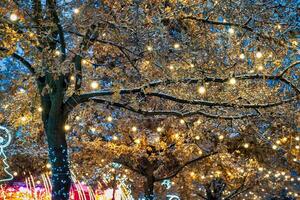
[190,63,194,68]
[81,59,88,65]
[218,135,224,140]
[198,86,206,94]
[134,139,140,144]
[112,136,118,140]
[90,81,99,89]
[90,127,96,132]
[38,107,43,112]
[70,76,75,81]
[173,43,180,49]
[21,116,26,122]
[146,45,153,51]
[64,124,71,131]
[243,143,249,148]
[131,126,137,132]
[239,53,245,59]
[157,127,163,132]
[73,8,80,14]
[107,116,113,122]
[75,116,80,121]
[257,65,264,71]
[295,145,300,150]
[295,136,299,141]
[272,145,278,150]
[9,13,18,21]
[168,65,175,70]
[13,172,18,176]
[195,135,200,140]
[54,50,61,56]
[228,28,234,34]
[180,119,185,124]
[46,163,51,169]
[229,77,236,85]
[256,51,263,58]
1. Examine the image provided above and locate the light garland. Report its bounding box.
[0,126,13,182]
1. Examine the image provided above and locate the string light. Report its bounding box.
[9,13,18,21]
[107,116,113,122]
[146,45,153,51]
[173,43,180,49]
[70,76,75,81]
[198,86,206,94]
[75,116,80,121]
[73,8,80,14]
[131,126,137,132]
[272,145,278,150]
[228,28,234,34]
[168,65,175,70]
[90,81,99,89]
[54,50,61,56]
[13,172,18,176]
[113,136,118,141]
[157,127,163,132]
[295,136,299,141]
[256,51,263,59]
[195,135,200,140]
[239,53,245,59]
[180,119,185,124]
[229,77,236,85]
[21,116,27,122]
[46,163,51,169]
[218,135,224,140]
[38,107,43,112]
[257,65,264,71]
[243,143,250,148]
[134,139,140,144]
[64,124,71,131]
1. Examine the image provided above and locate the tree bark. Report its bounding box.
[144,175,155,200]
[46,114,71,200]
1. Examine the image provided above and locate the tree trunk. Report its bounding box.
[46,114,71,200]
[144,176,155,200]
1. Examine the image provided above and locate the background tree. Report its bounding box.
[0,0,299,200]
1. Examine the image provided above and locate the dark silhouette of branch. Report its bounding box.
[155,152,217,181]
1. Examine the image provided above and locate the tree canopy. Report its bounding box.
[0,0,299,199]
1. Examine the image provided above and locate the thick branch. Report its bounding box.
[155,152,217,181]
[91,98,257,119]
[0,47,35,74]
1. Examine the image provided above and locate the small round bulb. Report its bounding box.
[228,28,234,34]
[73,8,80,14]
[239,53,245,60]
[256,51,263,58]
[198,86,206,94]
[173,43,180,49]
[90,81,99,89]
[10,13,18,21]
[229,77,236,85]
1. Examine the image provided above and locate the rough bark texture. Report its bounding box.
[144,175,155,200]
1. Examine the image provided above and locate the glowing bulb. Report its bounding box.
[243,143,249,148]
[73,8,80,14]
[21,116,26,122]
[272,145,277,150]
[70,76,75,81]
[46,163,51,169]
[258,167,264,172]
[257,65,264,71]
[239,53,245,59]
[131,126,137,132]
[277,24,281,29]
[229,77,236,85]
[13,172,18,176]
[173,43,180,49]
[146,45,153,51]
[113,136,118,140]
[190,172,195,177]
[75,116,80,121]
[90,127,96,132]
[190,63,194,68]
[168,65,174,70]
[195,135,200,140]
[295,145,300,150]
[64,124,71,131]
[157,127,163,132]
[295,136,299,141]
[54,50,61,56]
[218,135,224,140]
[9,13,18,21]
[134,139,140,144]
[107,116,113,122]
[81,59,88,65]
[90,81,99,89]
[256,51,263,58]
[228,28,234,34]
[198,86,206,94]
[180,119,185,124]
[38,107,43,112]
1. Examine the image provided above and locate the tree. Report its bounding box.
[0,0,299,200]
